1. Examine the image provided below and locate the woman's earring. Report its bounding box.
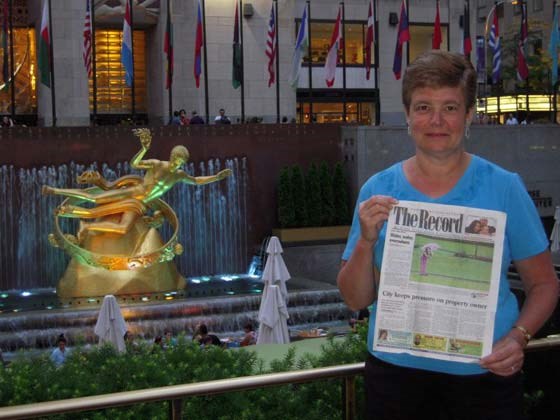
[464,125,470,139]
[407,124,411,135]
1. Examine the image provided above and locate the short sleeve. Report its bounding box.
[505,174,548,261]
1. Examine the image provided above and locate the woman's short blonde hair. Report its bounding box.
[402,50,477,113]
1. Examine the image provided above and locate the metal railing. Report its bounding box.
[0,337,558,420]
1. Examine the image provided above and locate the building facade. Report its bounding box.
[0,0,557,126]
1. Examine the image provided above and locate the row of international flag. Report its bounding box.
[1,1,560,95]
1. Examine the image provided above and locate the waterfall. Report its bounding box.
[0,158,249,291]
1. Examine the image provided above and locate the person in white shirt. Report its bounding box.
[505,113,519,125]
[214,108,231,125]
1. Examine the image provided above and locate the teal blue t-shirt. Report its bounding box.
[342,155,548,375]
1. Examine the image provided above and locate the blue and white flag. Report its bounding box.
[121,0,133,87]
[488,9,500,85]
[288,6,308,89]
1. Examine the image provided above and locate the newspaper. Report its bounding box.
[373,201,506,363]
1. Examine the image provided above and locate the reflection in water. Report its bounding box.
[0,158,248,291]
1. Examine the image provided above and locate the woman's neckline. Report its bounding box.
[399,153,475,201]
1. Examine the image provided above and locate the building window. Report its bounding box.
[408,24,449,63]
[90,30,146,115]
[297,101,373,124]
[297,20,374,67]
[0,28,37,117]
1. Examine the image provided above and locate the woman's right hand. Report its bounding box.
[358,195,398,245]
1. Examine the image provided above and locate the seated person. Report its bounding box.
[240,323,257,347]
[50,334,70,367]
[194,323,221,347]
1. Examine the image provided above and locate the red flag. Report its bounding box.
[194,0,203,88]
[164,3,173,89]
[432,0,442,49]
[324,6,342,87]
[265,3,276,87]
[365,0,374,80]
[392,0,409,80]
[83,0,92,78]
[463,1,472,56]
[517,1,529,81]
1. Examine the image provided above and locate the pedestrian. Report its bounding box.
[214,108,231,124]
[189,111,205,124]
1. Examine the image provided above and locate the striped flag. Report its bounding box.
[365,0,374,80]
[463,1,472,56]
[265,2,276,87]
[232,1,242,89]
[288,6,308,88]
[83,0,92,78]
[38,0,51,87]
[432,0,441,50]
[550,5,559,87]
[517,1,528,81]
[392,0,410,80]
[121,0,133,87]
[488,8,500,85]
[164,1,173,89]
[324,6,342,87]
[194,0,203,88]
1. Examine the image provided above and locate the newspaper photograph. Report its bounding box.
[373,201,506,363]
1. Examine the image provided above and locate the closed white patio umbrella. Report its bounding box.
[550,206,560,253]
[94,295,127,353]
[257,236,290,344]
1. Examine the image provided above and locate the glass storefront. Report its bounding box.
[91,30,146,115]
[0,27,37,116]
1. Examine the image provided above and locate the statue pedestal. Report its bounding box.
[57,216,184,298]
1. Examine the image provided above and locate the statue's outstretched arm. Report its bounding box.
[131,128,154,170]
[179,169,232,186]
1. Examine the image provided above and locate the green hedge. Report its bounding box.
[0,327,369,420]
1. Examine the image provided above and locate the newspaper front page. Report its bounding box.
[373,201,506,363]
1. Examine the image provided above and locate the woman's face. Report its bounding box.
[405,86,473,158]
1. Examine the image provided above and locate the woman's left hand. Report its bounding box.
[479,332,525,376]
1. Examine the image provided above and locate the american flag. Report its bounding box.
[265,3,276,87]
[516,1,529,81]
[83,0,92,78]
[365,0,374,80]
[488,9,500,85]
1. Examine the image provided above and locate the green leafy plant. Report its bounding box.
[319,162,336,226]
[333,162,351,225]
[277,166,295,228]
[291,165,308,227]
[305,162,322,227]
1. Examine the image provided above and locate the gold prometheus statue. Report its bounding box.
[43,128,232,298]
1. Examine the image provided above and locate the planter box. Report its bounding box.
[272,225,351,243]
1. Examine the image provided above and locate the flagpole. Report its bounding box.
[466,0,471,60]
[306,1,313,123]
[524,0,529,119]
[167,0,173,124]
[8,0,15,118]
[47,0,56,126]
[202,0,209,123]
[553,1,558,123]
[91,0,97,124]
[274,0,280,123]
[129,0,135,122]
[405,0,409,68]
[239,0,245,123]
[374,0,379,125]
[341,2,346,123]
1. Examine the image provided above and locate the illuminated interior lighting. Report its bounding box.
[46,306,53,310]
[201,276,211,282]
[21,291,31,297]
[0,294,8,298]
[141,297,149,302]
[165,296,174,300]
[87,298,97,303]
[221,276,234,281]
[191,279,201,284]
